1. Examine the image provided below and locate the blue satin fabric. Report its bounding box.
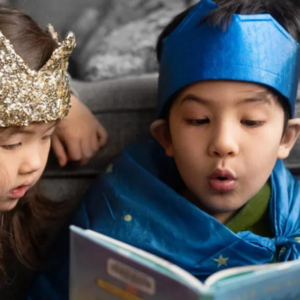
[28,138,300,299]
[158,0,300,117]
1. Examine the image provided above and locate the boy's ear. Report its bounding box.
[278,118,300,159]
[150,119,174,157]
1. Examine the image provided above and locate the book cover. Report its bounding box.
[69,226,300,300]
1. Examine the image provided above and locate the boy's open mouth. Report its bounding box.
[209,169,236,192]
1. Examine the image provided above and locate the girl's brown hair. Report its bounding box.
[0,5,71,286]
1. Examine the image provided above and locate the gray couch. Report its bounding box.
[41,74,158,203]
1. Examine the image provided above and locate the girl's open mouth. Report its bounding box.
[9,185,30,199]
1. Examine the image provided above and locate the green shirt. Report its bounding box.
[226,182,273,238]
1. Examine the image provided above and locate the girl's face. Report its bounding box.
[0,121,56,211]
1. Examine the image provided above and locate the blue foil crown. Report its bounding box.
[158,0,300,117]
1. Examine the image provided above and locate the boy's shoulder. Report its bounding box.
[272,160,300,192]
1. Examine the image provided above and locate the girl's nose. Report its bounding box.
[19,150,42,175]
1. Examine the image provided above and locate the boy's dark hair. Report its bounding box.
[0,5,72,287]
[156,0,300,125]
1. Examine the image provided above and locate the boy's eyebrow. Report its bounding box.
[181,92,273,106]
[180,94,210,105]
[238,91,273,106]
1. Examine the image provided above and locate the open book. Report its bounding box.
[69,225,300,300]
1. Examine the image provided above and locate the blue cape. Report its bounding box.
[28,138,300,299]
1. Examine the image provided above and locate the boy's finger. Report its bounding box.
[80,139,94,165]
[97,124,108,148]
[65,139,82,162]
[52,135,68,167]
[91,133,100,153]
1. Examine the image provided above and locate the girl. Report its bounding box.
[0,4,76,295]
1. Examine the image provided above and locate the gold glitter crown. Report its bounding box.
[0,25,76,127]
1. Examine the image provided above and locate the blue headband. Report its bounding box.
[158,0,300,117]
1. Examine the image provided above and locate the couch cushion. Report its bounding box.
[42,74,157,201]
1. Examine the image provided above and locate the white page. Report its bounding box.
[85,229,207,293]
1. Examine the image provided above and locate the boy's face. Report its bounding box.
[0,121,56,211]
[151,81,300,223]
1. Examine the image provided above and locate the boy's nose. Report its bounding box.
[208,123,239,158]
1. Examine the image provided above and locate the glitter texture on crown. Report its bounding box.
[0,27,76,127]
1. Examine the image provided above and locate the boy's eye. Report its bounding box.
[187,119,210,126]
[1,143,21,150]
[241,120,264,127]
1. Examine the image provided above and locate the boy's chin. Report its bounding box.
[193,195,247,222]
[205,199,245,214]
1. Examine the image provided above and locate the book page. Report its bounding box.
[204,259,300,288]
[86,229,207,294]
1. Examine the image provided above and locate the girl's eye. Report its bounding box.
[187,119,210,126]
[241,120,264,127]
[1,143,21,150]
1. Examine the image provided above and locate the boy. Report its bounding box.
[29,0,300,298]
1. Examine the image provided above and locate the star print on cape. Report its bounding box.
[214,255,229,268]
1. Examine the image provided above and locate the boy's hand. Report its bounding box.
[52,94,108,167]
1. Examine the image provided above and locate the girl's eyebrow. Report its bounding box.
[43,122,57,133]
[11,122,57,135]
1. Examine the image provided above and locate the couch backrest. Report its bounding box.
[11,0,100,31]
[41,74,158,203]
